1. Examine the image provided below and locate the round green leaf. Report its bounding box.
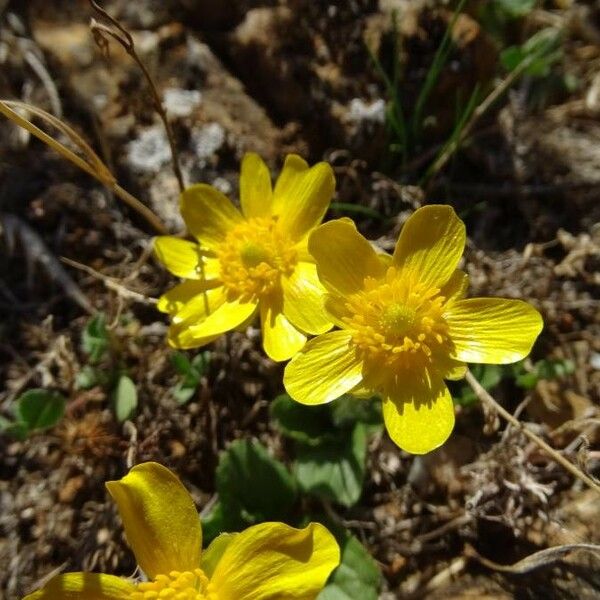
[16,389,65,431]
[318,532,381,600]
[294,423,368,507]
[113,374,138,422]
[216,440,297,530]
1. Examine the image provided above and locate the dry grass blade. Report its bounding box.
[0,100,168,234]
[2,100,113,182]
[465,543,600,574]
[465,369,600,496]
[0,100,108,183]
[61,257,158,306]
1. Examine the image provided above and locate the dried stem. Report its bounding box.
[465,369,600,495]
[61,257,157,305]
[0,100,168,234]
[89,0,185,192]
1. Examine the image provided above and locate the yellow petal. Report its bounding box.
[153,237,203,279]
[158,276,222,315]
[393,205,465,290]
[172,297,258,348]
[273,156,335,241]
[240,152,273,219]
[444,359,468,381]
[308,219,386,295]
[202,533,238,578]
[272,154,309,210]
[445,298,543,364]
[158,281,209,315]
[23,573,134,600]
[167,322,221,350]
[282,262,333,335]
[180,184,242,248]
[105,462,202,579]
[440,269,469,305]
[261,296,307,362]
[209,522,340,600]
[172,286,227,324]
[323,293,351,329]
[382,379,455,454]
[284,330,363,405]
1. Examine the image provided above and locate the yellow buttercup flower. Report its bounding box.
[24,462,340,600]
[284,206,543,455]
[154,153,335,361]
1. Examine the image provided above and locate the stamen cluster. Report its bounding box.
[343,267,451,373]
[216,217,297,301]
[131,569,215,600]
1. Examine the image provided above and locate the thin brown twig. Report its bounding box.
[88,0,185,193]
[61,257,157,305]
[464,542,600,574]
[465,369,600,496]
[0,100,168,235]
[87,2,212,314]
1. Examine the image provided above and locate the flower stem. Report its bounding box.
[465,369,600,495]
[89,0,185,192]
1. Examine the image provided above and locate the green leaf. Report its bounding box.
[172,382,198,405]
[216,440,297,531]
[170,350,193,376]
[271,394,382,446]
[0,415,29,440]
[190,351,211,376]
[294,423,368,507]
[318,532,381,600]
[75,365,112,390]
[113,374,138,422]
[492,0,535,18]
[271,394,338,445]
[515,358,575,390]
[170,351,210,405]
[82,313,109,364]
[201,502,227,546]
[501,28,563,77]
[330,396,382,431]
[536,358,575,380]
[16,389,65,431]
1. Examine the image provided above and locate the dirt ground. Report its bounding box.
[1,1,600,598]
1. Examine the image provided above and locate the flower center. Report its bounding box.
[379,303,417,338]
[343,267,452,376]
[240,242,271,268]
[216,217,297,301]
[130,569,216,600]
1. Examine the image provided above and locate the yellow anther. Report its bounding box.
[344,267,452,374]
[131,569,215,600]
[216,217,297,301]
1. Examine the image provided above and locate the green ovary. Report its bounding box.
[379,303,417,338]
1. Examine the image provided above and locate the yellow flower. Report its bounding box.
[24,462,340,600]
[284,206,543,454]
[154,153,335,361]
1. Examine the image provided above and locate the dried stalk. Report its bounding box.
[465,369,600,495]
[61,257,157,305]
[465,542,600,574]
[89,0,185,192]
[87,1,211,312]
[0,100,168,235]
